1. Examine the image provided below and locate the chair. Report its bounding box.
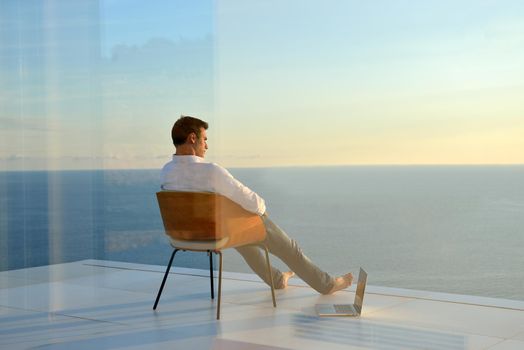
[153,191,277,319]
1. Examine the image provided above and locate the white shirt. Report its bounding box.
[160,155,266,215]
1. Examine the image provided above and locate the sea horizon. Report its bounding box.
[2,162,524,173]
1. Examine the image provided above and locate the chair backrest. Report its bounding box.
[156,191,266,244]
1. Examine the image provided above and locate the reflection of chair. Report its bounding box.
[153,191,276,319]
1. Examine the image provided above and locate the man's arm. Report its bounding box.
[211,164,266,215]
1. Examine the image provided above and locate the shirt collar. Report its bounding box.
[171,155,205,163]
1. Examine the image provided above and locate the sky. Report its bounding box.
[1,0,523,170]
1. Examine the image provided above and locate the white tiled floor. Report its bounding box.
[1,260,523,350]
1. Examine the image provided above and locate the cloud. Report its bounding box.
[0,116,51,131]
[105,36,214,85]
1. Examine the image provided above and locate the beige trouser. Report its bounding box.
[235,215,336,294]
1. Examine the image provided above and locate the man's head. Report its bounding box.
[171,115,209,157]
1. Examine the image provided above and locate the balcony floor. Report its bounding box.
[1,259,523,350]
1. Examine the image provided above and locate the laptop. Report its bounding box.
[315,267,368,317]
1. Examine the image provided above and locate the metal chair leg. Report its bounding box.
[217,251,223,320]
[263,245,277,307]
[208,250,214,300]
[153,248,178,310]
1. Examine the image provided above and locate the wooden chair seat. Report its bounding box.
[168,237,230,251]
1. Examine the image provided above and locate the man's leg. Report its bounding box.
[261,215,336,294]
[235,245,291,289]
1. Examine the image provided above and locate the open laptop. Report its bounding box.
[316,268,367,317]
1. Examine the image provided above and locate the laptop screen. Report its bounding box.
[354,268,367,312]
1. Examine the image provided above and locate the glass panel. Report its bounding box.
[213,0,524,301]
[0,0,215,271]
[1,1,523,301]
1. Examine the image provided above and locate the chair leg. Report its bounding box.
[153,248,178,310]
[216,251,223,320]
[208,250,214,300]
[262,245,277,308]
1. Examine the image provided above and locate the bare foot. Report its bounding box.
[275,271,295,289]
[326,273,353,294]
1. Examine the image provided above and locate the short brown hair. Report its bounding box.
[171,115,209,146]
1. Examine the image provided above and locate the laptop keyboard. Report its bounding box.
[334,304,355,313]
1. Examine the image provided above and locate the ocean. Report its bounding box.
[1,165,523,300]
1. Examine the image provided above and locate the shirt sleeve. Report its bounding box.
[211,164,266,215]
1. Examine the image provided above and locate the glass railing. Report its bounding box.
[1,1,523,302]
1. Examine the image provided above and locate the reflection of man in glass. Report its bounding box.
[161,115,353,294]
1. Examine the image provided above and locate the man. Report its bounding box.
[161,115,353,294]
